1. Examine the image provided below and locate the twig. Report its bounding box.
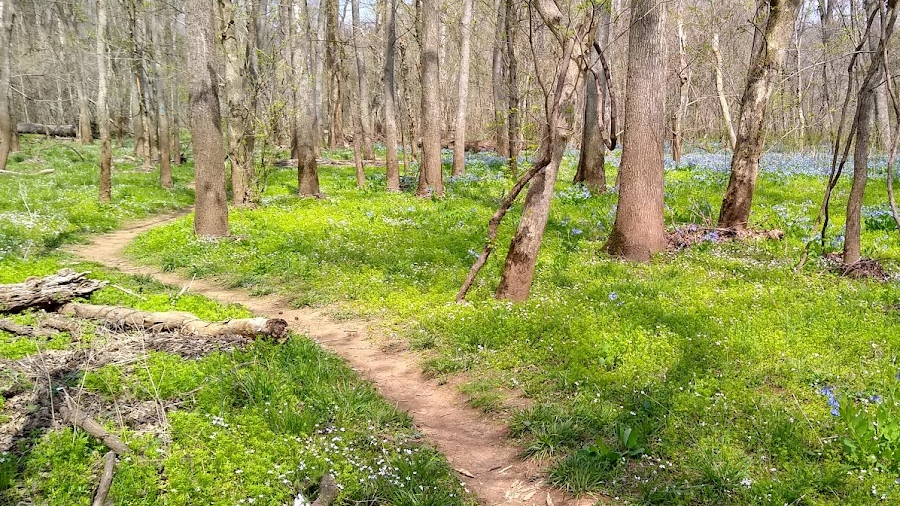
[91,451,117,506]
[60,392,132,455]
[110,284,147,301]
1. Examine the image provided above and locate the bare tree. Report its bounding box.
[351,0,375,160]
[672,0,689,165]
[0,0,14,172]
[296,0,320,196]
[711,32,736,150]
[603,0,669,261]
[150,14,171,189]
[491,0,509,157]
[187,0,229,238]
[451,0,475,177]
[574,0,611,190]
[324,0,344,148]
[97,0,112,202]
[717,0,804,229]
[416,0,443,197]
[383,0,401,191]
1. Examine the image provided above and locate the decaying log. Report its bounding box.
[0,269,108,314]
[0,318,58,338]
[59,303,289,339]
[312,474,339,506]
[92,451,117,506]
[16,122,78,137]
[60,394,132,455]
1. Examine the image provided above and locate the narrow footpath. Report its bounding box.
[67,210,599,506]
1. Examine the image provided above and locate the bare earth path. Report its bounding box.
[67,211,599,506]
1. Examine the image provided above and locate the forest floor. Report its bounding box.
[4,136,900,505]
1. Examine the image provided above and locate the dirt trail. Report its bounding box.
[67,210,599,506]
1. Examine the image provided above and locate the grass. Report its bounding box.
[0,137,472,506]
[128,147,900,505]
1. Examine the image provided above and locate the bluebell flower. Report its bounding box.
[571,228,583,236]
[870,394,883,404]
[608,292,619,301]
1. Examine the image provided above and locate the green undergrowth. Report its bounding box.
[0,136,194,259]
[0,256,472,506]
[130,148,900,505]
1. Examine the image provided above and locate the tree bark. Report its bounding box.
[383,0,401,191]
[97,0,112,202]
[187,0,229,238]
[0,270,107,314]
[150,14,171,189]
[92,452,117,506]
[297,0,320,196]
[603,0,669,261]
[451,0,475,177]
[717,0,803,229]
[711,33,736,150]
[0,0,14,172]
[575,1,611,191]
[351,0,375,159]
[324,0,344,148]
[416,0,443,197]
[505,0,519,177]
[76,60,93,145]
[494,1,588,301]
[491,0,509,157]
[672,0,688,165]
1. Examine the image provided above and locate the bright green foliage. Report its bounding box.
[130,150,900,504]
[0,136,193,259]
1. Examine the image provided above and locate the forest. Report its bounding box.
[1,0,900,504]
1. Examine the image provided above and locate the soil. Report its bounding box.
[66,210,601,506]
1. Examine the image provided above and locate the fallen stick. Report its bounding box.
[92,451,117,506]
[60,394,132,455]
[0,318,58,338]
[0,269,108,313]
[0,169,55,176]
[59,303,289,339]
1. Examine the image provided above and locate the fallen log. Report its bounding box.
[59,303,289,339]
[0,318,59,338]
[16,122,77,137]
[60,394,132,455]
[92,451,117,506]
[0,270,108,314]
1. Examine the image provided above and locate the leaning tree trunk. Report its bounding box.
[845,0,898,265]
[494,1,589,301]
[187,0,229,238]
[97,0,112,202]
[297,0,320,196]
[451,0,475,177]
[575,1,611,191]
[711,32,736,151]
[717,0,804,230]
[351,0,374,160]
[0,0,14,172]
[416,0,444,197]
[383,0,401,191]
[603,0,669,261]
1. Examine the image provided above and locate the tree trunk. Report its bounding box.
[603,0,669,261]
[711,33,736,150]
[494,1,587,301]
[717,0,803,230]
[575,1,611,191]
[131,77,146,161]
[451,0,475,177]
[297,0,320,196]
[97,0,112,202]
[383,0,401,191]
[187,0,229,238]
[505,0,519,177]
[351,0,375,159]
[672,0,688,165]
[324,0,344,149]
[76,61,93,145]
[150,14,172,189]
[491,0,509,157]
[0,0,14,172]
[416,0,443,197]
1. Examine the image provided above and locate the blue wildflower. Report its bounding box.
[571,228,583,236]
[870,394,883,404]
[608,292,619,301]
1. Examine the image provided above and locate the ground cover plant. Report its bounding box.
[130,148,900,505]
[0,137,471,506]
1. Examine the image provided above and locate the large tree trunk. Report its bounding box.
[491,0,509,157]
[575,1,611,191]
[603,0,669,261]
[494,1,587,301]
[97,0,112,202]
[151,14,172,189]
[383,0,401,191]
[416,0,443,197]
[351,0,375,160]
[187,0,229,238]
[451,0,475,177]
[297,0,320,196]
[717,0,804,230]
[0,0,14,172]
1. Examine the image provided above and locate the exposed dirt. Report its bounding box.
[66,210,601,506]
[668,224,784,250]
